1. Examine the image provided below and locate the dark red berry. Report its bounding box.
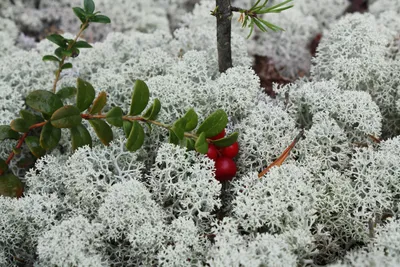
[210,129,226,140]
[206,144,218,161]
[215,157,237,181]
[220,142,239,158]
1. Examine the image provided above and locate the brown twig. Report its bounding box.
[258,129,304,178]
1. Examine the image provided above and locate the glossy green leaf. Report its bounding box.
[50,105,82,128]
[56,87,77,100]
[26,90,63,115]
[196,109,228,138]
[76,78,95,112]
[0,173,24,198]
[89,91,107,115]
[25,136,46,158]
[211,132,239,147]
[88,119,113,146]
[171,118,186,140]
[70,124,92,150]
[73,7,87,23]
[142,98,161,120]
[61,49,73,57]
[40,122,61,150]
[182,108,198,131]
[123,121,133,138]
[195,132,208,154]
[126,121,144,152]
[20,110,43,126]
[91,15,111,23]
[10,118,29,133]
[129,80,149,116]
[0,159,8,174]
[42,55,60,62]
[169,130,179,145]
[46,34,67,48]
[84,0,95,13]
[74,40,92,48]
[105,107,123,127]
[61,63,73,69]
[0,125,19,140]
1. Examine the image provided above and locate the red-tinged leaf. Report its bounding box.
[89,91,107,114]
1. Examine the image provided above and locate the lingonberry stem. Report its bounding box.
[51,20,89,93]
[81,114,199,139]
[3,121,47,170]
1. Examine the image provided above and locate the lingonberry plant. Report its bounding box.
[0,0,240,198]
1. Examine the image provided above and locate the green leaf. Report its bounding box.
[61,49,73,57]
[70,124,92,150]
[56,87,77,100]
[171,118,186,140]
[10,118,29,133]
[54,47,64,58]
[72,7,87,23]
[50,105,82,128]
[0,159,8,174]
[17,156,36,169]
[195,132,208,154]
[84,0,95,14]
[89,92,107,115]
[46,34,67,48]
[196,109,228,138]
[71,48,80,58]
[106,107,123,127]
[26,90,63,115]
[76,78,96,112]
[0,173,24,198]
[40,122,61,150]
[88,119,113,146]
[25,136,46,158]
[20,110,43,126]
[42,55,60,62]
[182,108,198,131]
[126,121,144,151]
[169,130,179,145]
[61,63,73,70]
[122,121,133,138]
[0,125,19,140]
[142,98,161,120]
[211,132,239,147]
[91,15,111,24]
[74,40,92,48]
[129,80,150,116]
[185,138,195,151]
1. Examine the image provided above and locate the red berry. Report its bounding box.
[210,129,226,140]
[220,142,239,158]
[206,144,218,161]
[215,157,237,181]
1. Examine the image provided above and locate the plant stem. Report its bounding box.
[3,121,47,169]
[81,114,199,140]
[216,0,233,73]
[51,21,89,93]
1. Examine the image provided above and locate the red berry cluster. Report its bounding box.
[206,129,238,182]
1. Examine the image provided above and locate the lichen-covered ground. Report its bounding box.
[1,0,400,266]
